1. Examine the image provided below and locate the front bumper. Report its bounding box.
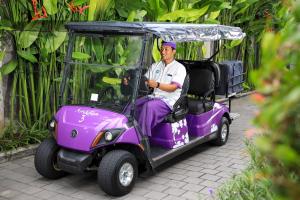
[57,149,93,174]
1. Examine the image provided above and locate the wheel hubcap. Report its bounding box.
[221,125,228,142]
[119,162,134,187]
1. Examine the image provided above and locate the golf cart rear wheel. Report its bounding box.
[98,150,137,196]
[211,117,229,146]
[34,138,66,179]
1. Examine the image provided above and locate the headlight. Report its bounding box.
[104,131,113,141]
[48,118,57,131]
[49,120,55,129]
[91,129,125,148]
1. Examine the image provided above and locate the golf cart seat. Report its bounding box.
[187,61,220,115]
[164,74,190,123]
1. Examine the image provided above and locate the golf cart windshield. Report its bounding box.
[61,34,144,113]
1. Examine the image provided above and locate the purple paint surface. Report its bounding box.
[150,119,189,149]
[187,103,228,137]
[55,106,129,152]
[116,127,140,145]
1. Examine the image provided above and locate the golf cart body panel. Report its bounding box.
[115,127,141,145]
[150,119,189,149]
[35,21,245,196]
[187,103,228,137]
[55,105,130,152]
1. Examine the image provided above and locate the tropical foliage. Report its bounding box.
[217,1,300,199]
[0,0,285,151]
[250,1,300,198]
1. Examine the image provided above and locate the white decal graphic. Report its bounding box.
[211,124,218,133]
[173,141,184,148]
[171,122,181,136]
[77,109,99,123]
[184,133,189,144]
[214,103,222,109]
[171,119,189,148]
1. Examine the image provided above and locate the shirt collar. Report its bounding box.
[162,59,176,67]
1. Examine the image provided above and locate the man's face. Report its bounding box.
[160,45,176,62]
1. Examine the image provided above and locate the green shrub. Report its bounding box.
[250,1,300,199]
[217,141,274,200]
[218,1,300,200]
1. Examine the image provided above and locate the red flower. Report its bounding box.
[67,0,77,13]
[67,0,89,15]
[31,0,48,21]
[78,5,89,15]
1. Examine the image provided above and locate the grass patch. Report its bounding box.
[0,118,49,152]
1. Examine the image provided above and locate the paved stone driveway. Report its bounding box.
[0,96,256,200]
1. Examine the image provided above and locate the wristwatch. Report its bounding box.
[156,82,160,88]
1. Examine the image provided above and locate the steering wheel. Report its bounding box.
[98,86,115,102]
[138,75,152,96]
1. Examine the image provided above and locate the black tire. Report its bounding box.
[98,150,138,196]
[34,138,66,179]
[211,117,230,146]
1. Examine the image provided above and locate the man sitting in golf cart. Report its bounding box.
[123,41,186,137]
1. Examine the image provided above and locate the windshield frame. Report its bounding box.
[59,31,149,116]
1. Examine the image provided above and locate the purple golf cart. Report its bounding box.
[34,22,245,196]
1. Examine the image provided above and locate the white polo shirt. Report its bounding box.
[145,60,186,108]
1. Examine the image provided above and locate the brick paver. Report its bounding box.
[0,96,255,200]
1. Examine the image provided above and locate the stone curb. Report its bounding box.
[0,144,39,164]
[0,91,255,164]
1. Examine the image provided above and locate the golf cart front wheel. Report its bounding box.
[98,150,138,196]
[34,138,66,179]
[211,117,229,146]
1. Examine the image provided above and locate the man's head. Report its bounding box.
[160,41,176,64]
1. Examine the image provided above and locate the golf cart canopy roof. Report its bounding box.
[65,21,245,42]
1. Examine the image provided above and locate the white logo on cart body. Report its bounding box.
[77,109,99,123]
[171,119,189,148]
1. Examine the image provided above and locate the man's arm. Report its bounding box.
[147,80,177,92]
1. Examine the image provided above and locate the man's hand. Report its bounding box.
[147,80,158,88]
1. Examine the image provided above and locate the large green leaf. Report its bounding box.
[1,59,17,75]
[44,31,67,53]
[158,6,209,22]
[209,10,220,20]
[43,0,58,15]
[92,39,104,61]
[127,11,136,22]
[224,39,244,49]
[72,52,91,60]
[102,77,121,85]
[135,10,147,21]
[18,22,42,48]
[17,51,38,63]
[152,39,161,62]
